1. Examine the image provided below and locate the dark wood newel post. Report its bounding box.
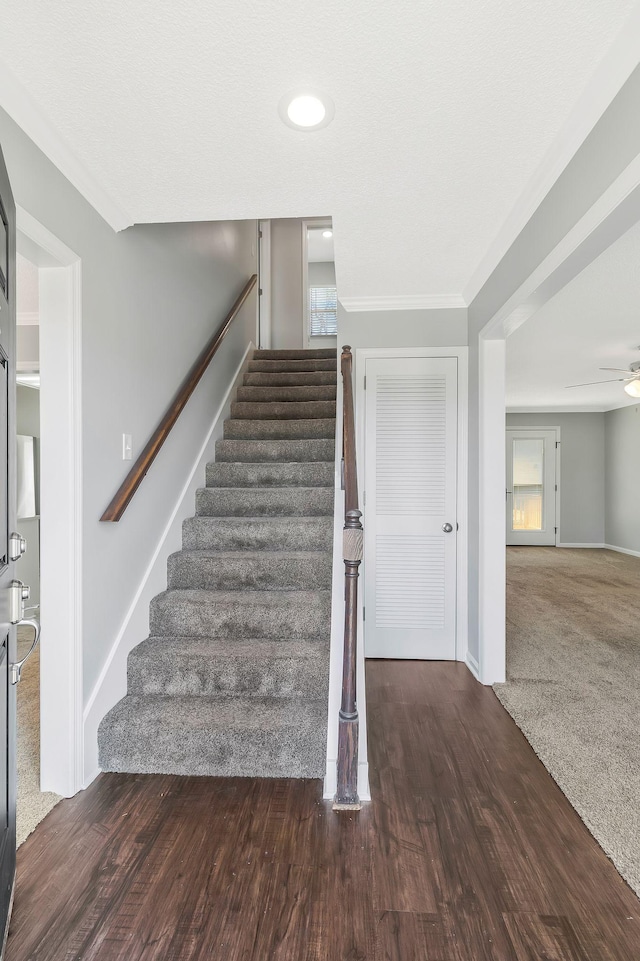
[334,346,362,810]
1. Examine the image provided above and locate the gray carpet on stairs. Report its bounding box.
[99,347,337,779]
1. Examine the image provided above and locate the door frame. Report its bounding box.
[258,219,271,349]
[505,425,561,547]
[301,218,333,348]
[16,206,83,797]
[354,346,469,664]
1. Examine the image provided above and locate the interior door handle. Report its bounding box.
[10,617,41,684]
[442,523,454,533]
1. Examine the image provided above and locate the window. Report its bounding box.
[309,285,337,336]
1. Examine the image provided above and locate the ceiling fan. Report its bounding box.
[566,360,640,397]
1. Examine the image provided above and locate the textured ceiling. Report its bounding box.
[507,220,640,411]
[0,1,636,299]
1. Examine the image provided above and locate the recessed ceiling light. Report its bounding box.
[278,91,335,131]
[322,230,333,238]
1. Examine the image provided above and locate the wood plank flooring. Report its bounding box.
[7,661,639,960]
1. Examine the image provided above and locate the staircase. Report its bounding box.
[98,348,337,779]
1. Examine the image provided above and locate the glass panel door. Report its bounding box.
[506,429,557,546]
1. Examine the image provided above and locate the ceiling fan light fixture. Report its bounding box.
[624,379,640,398]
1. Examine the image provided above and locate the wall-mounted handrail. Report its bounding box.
[333,345,362,810]
[100,274,257,522]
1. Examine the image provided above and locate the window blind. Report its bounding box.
[309,285,338,336]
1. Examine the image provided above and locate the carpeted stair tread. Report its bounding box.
[168,550,332,590]
[128,636,329,698]
[253,348,336,360]
[206,461,333,488]
[196,486,333,517]
[224,418,335,440]
[244,371,337,387]
[237,385,336,403]
[182,516,334,551]
[150,588,331,638]
[215,438,334,463]
[98,346,335,781]
[248,358,336,373]
[98,695,328,778]
[231,400,336,420]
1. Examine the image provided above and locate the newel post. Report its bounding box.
[334,512,363,810]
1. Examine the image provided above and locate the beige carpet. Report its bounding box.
[495,547,640,897]
[16,627,61,846]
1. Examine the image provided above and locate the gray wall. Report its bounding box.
[605,404,640,552]
[467,65,640,666]
[339,305,468,350]
[506,413,605,544]
[16,383,39,437]
[271,218,303,349]
[0,105,258,701]
[309,261,336,286]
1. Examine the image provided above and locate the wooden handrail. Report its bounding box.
[100,274,258,522]
[334,345,362,810]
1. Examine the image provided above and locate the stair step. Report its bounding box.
[243,371,337,387]
[150,589,331,639]
[168,550,332,591]
[224,418,335,441]
[215,438,334,463]
[248,359,336,373]
[206,461,333,488]
[98,694,328,777]
[253,349,337,360]
[230,400,336,421]
[196,486,334,517]
[236,385,336,403]
[182,516,334,552]
[127,636,329,699]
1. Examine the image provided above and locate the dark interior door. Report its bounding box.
[0,140,17,954]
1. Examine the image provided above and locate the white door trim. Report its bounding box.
[506,426,561,547]
[301,218,332,348]
[258,220,271,349]
[16,206,83,797]
[354,346,468,663]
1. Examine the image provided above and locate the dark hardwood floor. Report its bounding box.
[7,661,639,960]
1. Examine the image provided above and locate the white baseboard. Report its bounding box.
[465,650,481,681]
[323,760,371,802]
[82,343,254,782]
[604,543,640,559]
[557,542,606,549]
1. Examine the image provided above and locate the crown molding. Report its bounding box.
[339,294,467,312]
[463,4,640,306]
[506,405,608,414]
[0,58,133,232]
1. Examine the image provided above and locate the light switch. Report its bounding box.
[122,434,133,461]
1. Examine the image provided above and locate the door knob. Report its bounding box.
[442,523,453,533]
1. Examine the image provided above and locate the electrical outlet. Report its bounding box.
[122,434,133,460]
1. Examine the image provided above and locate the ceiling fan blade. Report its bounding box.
[599,367,634,373]
[565,378,626,388]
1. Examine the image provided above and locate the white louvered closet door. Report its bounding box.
[363,358,458,659]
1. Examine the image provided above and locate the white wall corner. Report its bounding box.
[465,650,480,681]
[81,343,254,786]
[0,57,133,232]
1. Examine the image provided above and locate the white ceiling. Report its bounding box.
[0,1,637,301]
[506,219,640,412]
[307,228,334,263]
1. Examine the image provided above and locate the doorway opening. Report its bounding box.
[14,210,82,843]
